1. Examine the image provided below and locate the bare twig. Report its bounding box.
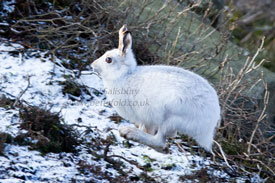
[214,140,232,169]
[12,75,31,108]
[247,75,269,155]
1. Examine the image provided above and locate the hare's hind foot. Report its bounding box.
[119,126,168,153]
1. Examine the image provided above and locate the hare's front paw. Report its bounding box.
[119,126,138,141]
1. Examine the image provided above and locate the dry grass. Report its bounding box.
[216,38,274,180]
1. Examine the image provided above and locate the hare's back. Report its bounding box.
[132,65,214,95]
[124,65,219,123]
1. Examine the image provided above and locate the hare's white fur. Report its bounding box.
[91,25,220,152]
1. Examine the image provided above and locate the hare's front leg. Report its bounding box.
[138,124,158,135]
[119,126,166,152]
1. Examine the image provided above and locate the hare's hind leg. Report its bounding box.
[119,126,166,152]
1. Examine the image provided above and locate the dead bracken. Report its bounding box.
[19,105,80,153]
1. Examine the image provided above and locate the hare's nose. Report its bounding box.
[90,63,93,70]
[90,61,96,70]
[90,61,100,74]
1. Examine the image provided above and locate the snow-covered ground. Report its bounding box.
[0,0,15,17]
[0,42,260,182]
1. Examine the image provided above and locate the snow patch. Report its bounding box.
[0,42,260,182]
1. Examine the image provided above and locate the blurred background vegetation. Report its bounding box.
[182,0,275,71]
[226,0,274,72]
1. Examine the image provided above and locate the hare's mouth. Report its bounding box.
[90,64,102,78]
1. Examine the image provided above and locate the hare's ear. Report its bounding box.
[118,24,132,56]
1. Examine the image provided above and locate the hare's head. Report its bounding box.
[91,25,137,80]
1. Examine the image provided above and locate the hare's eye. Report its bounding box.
[105,57,112,64]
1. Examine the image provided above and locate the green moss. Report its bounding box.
[58,79,92,100]
[122,140,132,148]
[221,141,243,155]
[38,42,48,50]
[143,163,154,172]
[230,10,242,22]
[59,79,81,97]
[139,172,157,182]
[62,74,73,79]
[0,95,15,109]
[161,163,176,170]
[105,163,112,169]
[142,155,156,163]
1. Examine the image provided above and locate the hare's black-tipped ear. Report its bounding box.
[118,24,132,56]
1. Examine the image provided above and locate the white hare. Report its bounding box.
[91,25,220,152]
